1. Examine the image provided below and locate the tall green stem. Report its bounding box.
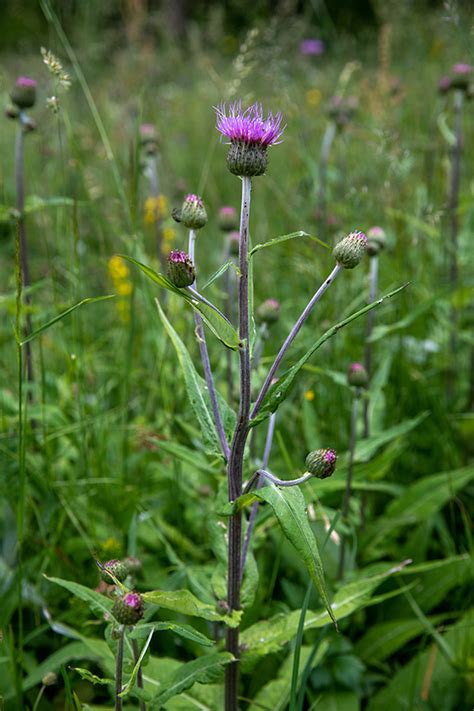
[338,391,359,580]
[115,626,125,711]
[225,176,252,711]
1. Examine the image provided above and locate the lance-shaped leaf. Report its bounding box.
[122,255,241,349]
[128,621,214,647]
[45,576,114,619]
[251,483,335,626]
[156,300,233,455]
[142,589,241,627]
[249,230,327,258]
[20,295,115,345]
[250,284,408,427]
[149,652,234,708]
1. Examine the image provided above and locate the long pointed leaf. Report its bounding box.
[122,255,241,349]
[142,588,242,627]
[249,231,327,257]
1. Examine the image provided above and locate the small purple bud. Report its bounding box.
[305,448,337,479]
[99,559,129,583]
[167,250,195,288]
[139,122,159,154]
[228,230,240,257]
[333,230,367,269]
[347,362,368,387]
[11,76,37,109]
[112,591,144,625]
[366,226,386,256]
[300,39,325,56]
[257,298,281,325]
[175,193,208,230]
[218,206,238,232]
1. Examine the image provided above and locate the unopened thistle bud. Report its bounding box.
[215,101,285,177]
[347,362,368,387]
[167,250,195,287]
[366,226,386,256]
[218,206,238,232]
[438,75,452,94]
[124,556,142,574]
[451,63,472,91]
[173,194,208,230]
[112,592,144,626]
[257,298,281,325]
[228,231,240,257]
[11,77,37,109]
[139,123,159,155]
[305,448,337,479]
[100,559,129,583]
[42,672,58,687]
[333,231,367,268]
[327,95,358,127]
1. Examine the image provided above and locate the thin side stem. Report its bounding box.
[115,626,125,711]
[318,120,337,235]
[223,240,236,402]
[338,392,359,580]
[15,119,34,388]
[131,638,146,711]
[251,264,342,420]
[240,413,276,581]
[363,255,378,438]
[447,89,463,402]
[225,176,252,711]
[188,230,230,460]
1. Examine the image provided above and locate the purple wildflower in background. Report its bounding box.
[215,101,285,176]
[300,38,325,56]
[452,63,472,75]
[11,76,37,109]
[438,75,451,93]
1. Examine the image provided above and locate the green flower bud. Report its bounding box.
[333,231,367,269]
[227,141,268,177]
[124,556,142,574]
[257,298,281,325]
[180,194,208,230]
[305,448,337,479]
[167,250,195,288]
[11,77,37,109]
[100,559,129,583]
[42,672,58,687]
[367,226,386,256]
[347,362,368,387]
[218,206,238,232]
[228,231,240,257]
[112,592,144,626]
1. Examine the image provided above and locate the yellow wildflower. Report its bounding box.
[108,255,129,280]
[306,89,321,108]
[117,281,133,296]
[304,389,315,402]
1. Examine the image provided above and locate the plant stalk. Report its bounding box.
[115,626,125,711]
[188,229,230,460]
[251,264,342,420]
[318,120,337,236]
[16,117,34,388]
[363,254,378,438]
[225,176,252,711]
[131,638,146,711]
[146,155,164,269]
[338,390,360,580]
[447,89,463,402]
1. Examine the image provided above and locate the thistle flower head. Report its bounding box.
[100,559,129,583]
[215,101,285,176]
[140,123,159,154]
[452,63,472,75]
[173,194,208,230]
[333,230,367,269]
[450,63,472,91]
[347,362,368,388]
[112,591,144,625]
[257,298,281,325]
[11,76,37,109]
[167,250,195,287]
[218,205,238,232]
[367,225,386,256]
[305,448,337,479]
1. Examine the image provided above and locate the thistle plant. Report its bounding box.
[338,362,368,580]
[7,76,37,390]
[140,123,165,266]
[119,99,409,710]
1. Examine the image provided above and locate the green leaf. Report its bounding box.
[249,231,327,257]
[45,575,114,619]
[368,296,437,343]
[201,259,237,290]
[156,300,229,455]
[24,195,78,213]
[150,653,234,708]
[142,589,242,627]
[120,628,154,696]
[122,255,241,349]
[362,465,474,556]
[73,667,113,686]
[240,565,401,667]
[129,622,214,647]
[250,284,408,427]
[252,483,336,626]
[355,614,450,663]
[386,208,440,238]
[20,295,115,345]
[352,413,427,463]
[22,642,102,691]
[316,691,360,711]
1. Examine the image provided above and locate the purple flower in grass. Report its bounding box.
[300,39,325,56]
[450,63,472,91]
[167,250,195,288]
[11,76,37,109]
[215,101,285,176]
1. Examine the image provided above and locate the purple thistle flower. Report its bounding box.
[16,76,37,88]
[124,592,142,609]
[452,63,472,75]
[305,448,337,479]
[219,205,238,232]
[185,193,204,207]
[215,101,285,147]
[324,449,337,464]
[11,76,37,109]
[438,75,452,93]
[300,39,325,56]
[167,250,195,287]
[348,362,368,387]
[215,102,285,177]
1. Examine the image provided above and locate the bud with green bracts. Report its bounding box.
[11,76,37,109]
[167,250,195,287]
[347,362,368,387]
[112,592,144,625]
[173,193,208,230]
[100,559,129,583]
[333,231,367,268]
[305,448,337,479]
